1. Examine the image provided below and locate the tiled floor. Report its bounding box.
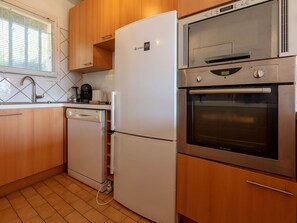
[0,173,154,223]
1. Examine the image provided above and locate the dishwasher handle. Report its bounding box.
[66,109,102,122]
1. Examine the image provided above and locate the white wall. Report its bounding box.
[0,0,83,103]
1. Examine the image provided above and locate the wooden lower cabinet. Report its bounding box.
[0,108,64,186]
[177,154,297,223]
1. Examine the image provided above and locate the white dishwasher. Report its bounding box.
[66,108,106,189]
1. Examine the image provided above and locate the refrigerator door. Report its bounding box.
[114,132,176,223]
[115,11,177,141]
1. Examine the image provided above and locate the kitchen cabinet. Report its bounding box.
[141,0,177,19]
[94,0,119,45]
[177,154,297,223]
[0,108,64,186]
[178,0,233,18]
[69,0,112,72]
[118,0,141,28]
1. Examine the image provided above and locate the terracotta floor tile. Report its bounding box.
[71,199,92,214]
[102,206,127,223]
[108,200,124,211]
[88,198,109,213]
[9,196,29,210]
[44,178,59,188]
[76,189,94,202]
[43,193,63,206]
[6,191,22,200]
[122,217,137,223]
[84,208,108,223]
[0,208,19,223]
[35,203,56,219]
[35,185,53,197]
[64,210,90,223]
[23,215,45,223]
[27,194,47,208]
[0,173,148,223]
[138,217,154,223]
[21,186,38,198]
[59,191,80,204]
[120,207,141,222]
[0,197,11,211]
[66,183,83,193]
[7,218,22,223]
[52,200,74,217]
[15,205,38,221]
[50,184,67,195]
[45,213,67,223]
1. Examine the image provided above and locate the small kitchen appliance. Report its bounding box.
[80,84,92,103]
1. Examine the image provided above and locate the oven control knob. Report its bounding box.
[253,69,264,78]
[196,76,202,82]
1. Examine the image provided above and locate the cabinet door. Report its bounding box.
[69,0,94,70]
[0,110,34,186]
[94,0,119,44]
[177,154,297,223]
[32,108,64,173]
[141,0,177,19]
[178,0,232,18]
[118,0,141,27]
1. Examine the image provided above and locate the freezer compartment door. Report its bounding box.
[114,132,177,223]
[115,11,177,141]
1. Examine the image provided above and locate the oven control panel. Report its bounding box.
[178,57,296,88]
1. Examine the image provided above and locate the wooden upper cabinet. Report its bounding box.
[94,0,119,45]
[141,0,177,19]
[178,0,233,18]
[69,0,112,72]
[118,0,142,28]
[69,0,94,70]
[177,154,297,223]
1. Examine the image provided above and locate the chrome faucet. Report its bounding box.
[20,76,44,103]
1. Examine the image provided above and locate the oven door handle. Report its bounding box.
[189,88,271,95]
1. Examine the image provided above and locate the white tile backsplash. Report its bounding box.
[0,28,83,103]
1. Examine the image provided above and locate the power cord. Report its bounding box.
[96,180,114,206]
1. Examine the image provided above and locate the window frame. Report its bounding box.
[0,0,59,78]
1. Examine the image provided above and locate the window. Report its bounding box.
[0,2,57,77]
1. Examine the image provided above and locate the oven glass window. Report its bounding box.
[187,86,278,159]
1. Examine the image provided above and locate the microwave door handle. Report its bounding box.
[205,52,251,64]
[189,88,272,95]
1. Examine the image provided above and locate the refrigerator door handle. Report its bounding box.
[111,91,116,131]
[110,133,115,174]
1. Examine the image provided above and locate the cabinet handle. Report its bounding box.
[246,180,294,196]
[83,62,92,66]
[0,113,23,117]
[101,34,112,40]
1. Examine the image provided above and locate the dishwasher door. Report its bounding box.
[66,108,105,189]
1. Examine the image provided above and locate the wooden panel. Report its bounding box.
[118,0,141,27]
[178,0,232,18]
[94,0,119,44]
[141,0,177,19]
[69,5,80,70]
[0,109,34,186]
[0,108,64,186]
[177,154,297,223]
[32,108,64,173]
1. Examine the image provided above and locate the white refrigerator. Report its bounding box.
[113,11,177,223]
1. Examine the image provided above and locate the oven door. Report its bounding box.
[178,85,296,178]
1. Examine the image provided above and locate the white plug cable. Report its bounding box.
[95,181,114,206]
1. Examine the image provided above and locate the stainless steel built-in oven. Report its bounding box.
[178,0,297,69]
[178,57,296,178]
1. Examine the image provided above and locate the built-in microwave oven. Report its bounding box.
[178,0,297,69]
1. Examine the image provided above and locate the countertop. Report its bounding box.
[0,102,111,110]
